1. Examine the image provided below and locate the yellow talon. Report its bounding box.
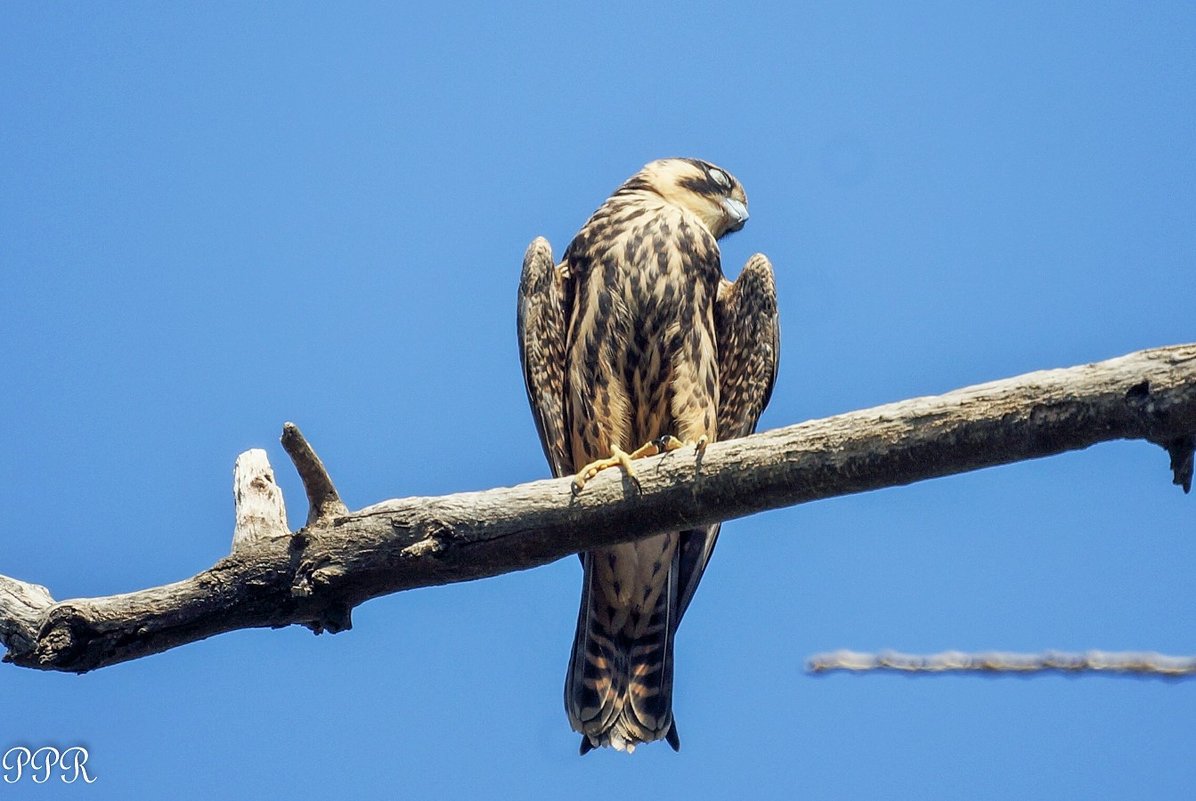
[571,435,710,494]
[573,446,638,493]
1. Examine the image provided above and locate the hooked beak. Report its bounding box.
[722,197,749,233]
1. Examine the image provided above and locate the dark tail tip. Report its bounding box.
[666,721,681,752]
[579,736,595,756]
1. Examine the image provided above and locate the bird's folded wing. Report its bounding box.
[675,253,780,623]
[516,237,574,479]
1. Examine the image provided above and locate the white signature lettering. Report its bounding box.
[2,745,96,784]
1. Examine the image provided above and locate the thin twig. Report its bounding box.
[807,649,1196,678]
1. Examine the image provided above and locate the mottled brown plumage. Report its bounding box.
[517,158,779,753]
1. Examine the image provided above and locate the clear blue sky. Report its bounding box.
[2,3,1193,798]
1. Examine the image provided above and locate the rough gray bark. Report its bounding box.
[1,343,1193,674]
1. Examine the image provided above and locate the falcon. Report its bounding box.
[517,158,779,753]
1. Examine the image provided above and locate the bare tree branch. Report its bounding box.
[807,650,1196,678]
[1,343,1193,673]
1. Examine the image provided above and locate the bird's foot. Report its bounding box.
[651,435,685,454]
[572,446,642,494]
[572,436,709,494]
[656,433,708,456]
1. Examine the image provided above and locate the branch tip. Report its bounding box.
[232,449,290,550]
[281,422,349,524]
[0,576,57,659]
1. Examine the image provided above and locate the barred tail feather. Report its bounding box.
[565,548,679,754]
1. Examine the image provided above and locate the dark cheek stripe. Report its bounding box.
[678,176,720,197]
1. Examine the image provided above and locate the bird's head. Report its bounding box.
[625,158,749,239]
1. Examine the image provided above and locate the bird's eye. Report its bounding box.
[709,169,731,190]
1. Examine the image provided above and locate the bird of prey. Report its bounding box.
[517,158,779,754]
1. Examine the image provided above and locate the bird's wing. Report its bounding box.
[714,253,780,440]
[517,236,574,479]
[674,253,779,623]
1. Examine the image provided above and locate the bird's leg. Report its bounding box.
[572,435,709,494]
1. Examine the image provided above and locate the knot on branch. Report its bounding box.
[1163,435,1195,494]
[291,550,354,635]
[14,603,97,673]
[1123,370,1194,493]
[398,520,453,559]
